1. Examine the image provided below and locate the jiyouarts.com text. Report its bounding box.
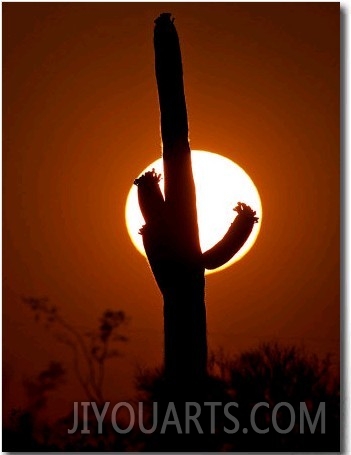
[68,401,326,435]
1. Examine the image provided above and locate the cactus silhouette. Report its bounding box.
[134,13,258,387]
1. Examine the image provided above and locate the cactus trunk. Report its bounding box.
[153,13,207,385]
[134,14,258,391]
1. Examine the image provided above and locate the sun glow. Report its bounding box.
[125,150,262,274]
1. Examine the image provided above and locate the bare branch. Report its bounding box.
[22,298,128,405]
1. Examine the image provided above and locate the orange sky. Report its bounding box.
[3,3,339,420]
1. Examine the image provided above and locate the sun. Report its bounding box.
[125,150,262,275]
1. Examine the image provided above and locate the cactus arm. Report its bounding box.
[202,203,259,270]
[134,169,164,225]
[134,170,168,290]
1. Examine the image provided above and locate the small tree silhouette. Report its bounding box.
[23,297,128,405]
[4,299,131,451]
[134,13,258,387]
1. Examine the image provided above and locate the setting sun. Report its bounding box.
[125,150,262,274]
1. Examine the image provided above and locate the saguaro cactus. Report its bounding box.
[134,14,258,386]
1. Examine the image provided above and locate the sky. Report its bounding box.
[3,2,339,420]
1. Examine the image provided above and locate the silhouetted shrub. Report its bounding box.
[134,342,339,452]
